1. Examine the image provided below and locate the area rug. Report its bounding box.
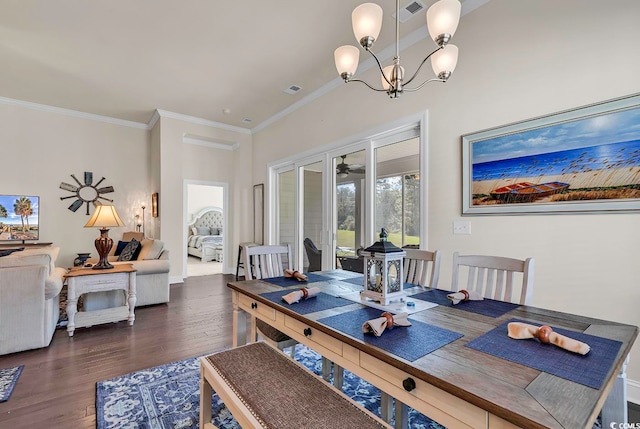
[0,365,24,403]
[96,345,445,429]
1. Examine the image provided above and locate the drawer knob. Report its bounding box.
[303,327,312,337]
[251,302,257,309]
[403,377,416,392]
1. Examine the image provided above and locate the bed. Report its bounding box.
[187,207,224,262]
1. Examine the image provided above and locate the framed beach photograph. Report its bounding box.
[462,93,640,215]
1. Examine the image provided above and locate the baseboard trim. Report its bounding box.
[628,379,640,405]
[169,275,183,285]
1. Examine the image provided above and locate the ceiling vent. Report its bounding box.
[284,84,302,95]
[393,0,425,23]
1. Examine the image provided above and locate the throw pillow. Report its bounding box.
[196,226,210,235]
[137,239,164,260]
[117,238,142,261]
[217,227,223,235]
[114,240,129,256]
[122,231,144,242]
[191,227,197,236]
[209,227,219,235]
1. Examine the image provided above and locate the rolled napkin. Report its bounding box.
[446,289,483,305]
[362,312,412,337]
[507,321,590,355]
[282,287,321,305]
[284,269,308,282]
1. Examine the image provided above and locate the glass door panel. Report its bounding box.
[375,138,420,248]
[302,162,323,271]
[278,170,295,248]
[334,149,366,272]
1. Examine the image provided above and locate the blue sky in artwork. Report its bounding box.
[0,195,39,225]
[472,107,640,164]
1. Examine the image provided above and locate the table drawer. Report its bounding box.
[238,294,276,321]
[284,316,342,356]
[360,353,486,428]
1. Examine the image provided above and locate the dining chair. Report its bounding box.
[403,249,441,288]
[243,244,298,357]
[450,251,535,305]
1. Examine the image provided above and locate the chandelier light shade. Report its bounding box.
[352,3,383,47]
[334,45,360,78]
[335,0,462,98]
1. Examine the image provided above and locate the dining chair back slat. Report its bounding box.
[244,245,292,280]
[403,249,441,288]
[451,252,534,305]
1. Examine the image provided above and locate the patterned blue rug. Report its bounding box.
[0,365,24,403]
[96,345,445,429]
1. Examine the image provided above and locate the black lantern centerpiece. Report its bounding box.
[362,228,406,305]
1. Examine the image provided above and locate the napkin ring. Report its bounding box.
[461,290,470,301]
[536,325,552,344]
[382,312,394,328]
[300,288,308,299]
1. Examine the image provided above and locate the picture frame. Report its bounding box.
[152,192,159,217]
[462,93,640,215]
[253,184,264,245]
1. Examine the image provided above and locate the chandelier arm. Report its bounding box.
[403,78,446,92]
[348,78,389,92]
[403,46,442,87]
[366,47,393,86]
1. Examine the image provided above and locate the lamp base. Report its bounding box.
[93,227,114,270]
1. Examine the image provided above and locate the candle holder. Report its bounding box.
[362,228,406,305]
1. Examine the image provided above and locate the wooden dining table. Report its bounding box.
[227,270,637,429]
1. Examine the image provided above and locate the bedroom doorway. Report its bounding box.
[185,182,228,278]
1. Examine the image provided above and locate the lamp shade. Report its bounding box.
[426,0,461,45]
[335,45,360,77]
[84,205,125,228]
[352,3,383,45]
[431,44,459,77]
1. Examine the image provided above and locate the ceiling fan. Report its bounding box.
[336,155,365,178]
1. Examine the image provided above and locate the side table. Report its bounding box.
[64,264,137,337]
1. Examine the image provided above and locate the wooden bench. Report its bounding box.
[200,341,392,429]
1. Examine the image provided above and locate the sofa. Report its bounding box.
[0,246,65,355]
[84,232,170,310]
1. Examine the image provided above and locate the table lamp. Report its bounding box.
[84,204,125,269]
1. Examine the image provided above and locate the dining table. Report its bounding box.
[227,269,637,429]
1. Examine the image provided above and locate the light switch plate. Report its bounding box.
[453,221,471,235]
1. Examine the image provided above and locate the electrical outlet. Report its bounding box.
[453,221,471,235]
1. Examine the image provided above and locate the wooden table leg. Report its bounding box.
[66,279,77,337]
[200,364,213,429]
[127,271,136,325]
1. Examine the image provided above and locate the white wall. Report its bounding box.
[252,0,640,385]
[187,184,224,219]
[0,103,150,268]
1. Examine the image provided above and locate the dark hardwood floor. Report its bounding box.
[0,274,235,429]
[2,273,639,428]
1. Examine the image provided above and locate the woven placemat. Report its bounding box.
[410,289,519,318]
[318,307,463,361]
[465,319,622,389]
[261,273,332,287]
[205,342,388,428]
[259,290,354,315]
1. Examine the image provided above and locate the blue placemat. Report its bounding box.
[318,307,463,361]
[262,273,333,287]
[410,289,519,318]
[465,319,623,389]
[259,290,354,315]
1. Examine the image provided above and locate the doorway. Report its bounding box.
[185,182,228,277]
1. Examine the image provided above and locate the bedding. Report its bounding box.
[187,206,224,262]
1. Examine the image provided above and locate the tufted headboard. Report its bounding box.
[188,207,223,236]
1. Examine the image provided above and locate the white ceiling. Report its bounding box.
[0,0,486,130]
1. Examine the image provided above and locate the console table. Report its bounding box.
[0,242,52,249]
[64,264,137,336]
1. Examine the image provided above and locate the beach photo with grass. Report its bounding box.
[470,103,640,208]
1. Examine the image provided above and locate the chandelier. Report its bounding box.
[334,0,461,98]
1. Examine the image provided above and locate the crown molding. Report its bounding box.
[154,109,251,135]
[183,134,240,151]
[0,96,149,130]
